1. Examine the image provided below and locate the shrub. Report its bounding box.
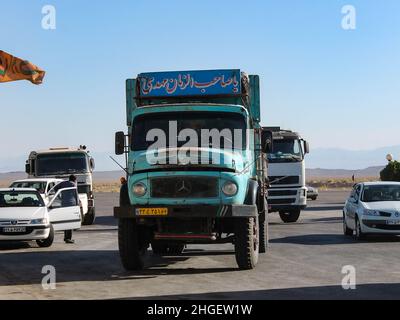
[380,161,400,181]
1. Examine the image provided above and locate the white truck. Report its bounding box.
[265,127,309,223]
[24,146,96,225]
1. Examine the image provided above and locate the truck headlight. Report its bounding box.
[133,183,147,197]
[31,218,48,225]
[363,209,380,216]
[222,181,238,196]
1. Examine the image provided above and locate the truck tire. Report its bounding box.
[258,216,268,253]
[36,225,54,248]
[167,244,185,255]
[118,218,144,270]
[279,210,301,223]
[151,241,169,255]
[83,207,96,225]
[152,242,185,255]
[234,217,259,270]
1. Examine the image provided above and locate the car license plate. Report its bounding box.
[136,208,168,216]
[3,227,26,233]
[387,220,400,225]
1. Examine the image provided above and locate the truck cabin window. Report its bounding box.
[132,112,247,151]
[36,153,88,176]
[268,139,303,162]
[0,191,44,207]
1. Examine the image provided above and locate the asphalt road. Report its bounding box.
[1,190,400,300]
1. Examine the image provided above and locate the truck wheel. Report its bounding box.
[279,210,301,223]
[167,244,185,255]
[83,207,96,225]
[151,241,169,255]
[118,218,144,270]
[234,217,259,270]
[36,225,54,248]
[258,216,268,253]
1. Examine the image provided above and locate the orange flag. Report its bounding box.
[0,50,45,85]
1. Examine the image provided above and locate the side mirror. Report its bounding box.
[25,163,31,174]
[261,130,273,154]
[89,157,95,171]
[115,131,126,155]
[304,140,310,154]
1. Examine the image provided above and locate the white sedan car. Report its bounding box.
[9,178,63,204]
[343,182,400,240]
[10,178,88,217]
[0,188,81,247]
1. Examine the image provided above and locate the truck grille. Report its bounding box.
[151,177,218,198]
[268,198,296,205]
[268,190,298,197]
[269,176,299,185]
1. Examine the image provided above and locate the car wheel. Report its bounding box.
[36,225,54,248]
[355,217,366,240]
[343,214,353,236]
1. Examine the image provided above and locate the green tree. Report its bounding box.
[380,161,400,181]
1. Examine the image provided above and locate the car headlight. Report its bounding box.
[363,209,380,216]
[133,183,147,197]
[31,218,48,225]
[222,181,238,196]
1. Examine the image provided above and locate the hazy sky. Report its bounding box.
[1,0,400,158]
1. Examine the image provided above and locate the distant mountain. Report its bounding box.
[306,145,400,170]
[0,170,125,185]
[1,145,398,173]
[0,152,125,173]
[306,166,383,179]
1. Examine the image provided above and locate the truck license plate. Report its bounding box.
[136,208,168,216]
[3,227,26,233]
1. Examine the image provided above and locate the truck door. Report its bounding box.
[47,187,82,231]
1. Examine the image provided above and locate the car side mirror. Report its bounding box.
[115,131,126,155]
[261,130,273,154]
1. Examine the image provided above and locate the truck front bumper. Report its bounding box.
[114,204,257,219]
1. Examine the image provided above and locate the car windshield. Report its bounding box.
[36,153,88,176]
[362,185,400,202]
[268,139,303,163]
[0,191,44,207]
[10,182,47,194]
[132,112,247,151]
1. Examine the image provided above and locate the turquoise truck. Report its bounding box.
[114,69,273,270]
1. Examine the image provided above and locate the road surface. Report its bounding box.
[1,190,400,300]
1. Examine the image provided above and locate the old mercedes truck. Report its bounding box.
[114,69,273,270]
[265,127,309,223]
[25,146,96,225]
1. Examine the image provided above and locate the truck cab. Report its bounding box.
[114,69,272,270]
[25,146,96,225]
[265,128,309,223]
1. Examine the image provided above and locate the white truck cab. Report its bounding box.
[265,127,310,223]
[25,146,95,225]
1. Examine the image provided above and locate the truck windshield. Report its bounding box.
[268,139,303,163]
[132,112,247,151]
[36,153,88,176]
